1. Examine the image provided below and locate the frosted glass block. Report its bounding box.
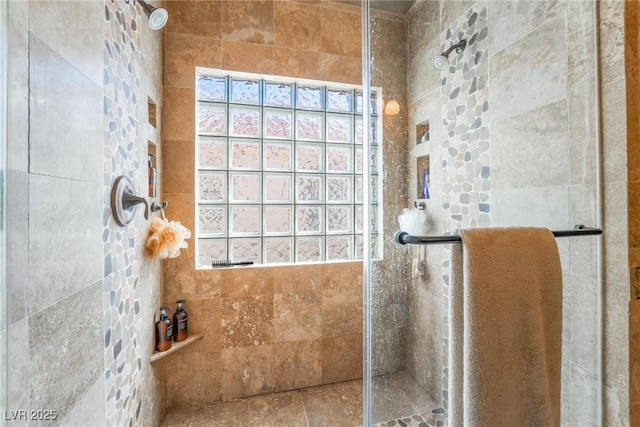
[370,147,379,175]
[198,76,226,102]
[355,205,363,233]
[371,234,380,259]
[230,238,261,263]
[295,206,323,234]
[326,145,353,173]
[230,79,261,104]
[327,206,352,233]
[230,106,261,137]
[296,144,323,172]
[296,236,323,262]
[264,108,293,139]
[370,120,378,145]
[199,172,226,202]
[230,206,261,235]
[327,235,352,261]
[264,237,293,263]
[355,177,363,203]
[264,174,293,203]
[197,238,227,268]
[355,91,363,114]
[370,205,378,232]
[198,206,226,236]
[327,89,352,112]
[326,114,353,143]
[296,85,324,110]
[296,112,324,141]
[327,176,353,203]
[230,173,261,202]
[370,92,378,116]
[264,141,293,171]
[370,176,379,204]
[355,147,363,174]
[355,117,363,144]
[355,235,364,259]
[198,137,226,169]
[230,139,260,170]
[265,82,293,107]
[296,175,323,203]
[264,206,293,234]
[198,103,227,135]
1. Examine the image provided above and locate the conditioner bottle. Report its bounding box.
[155,306,173,352]
[173,300,188,342]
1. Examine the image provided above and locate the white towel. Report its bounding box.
[448,227,562,427]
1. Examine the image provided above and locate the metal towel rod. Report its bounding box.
[394,224,603,246]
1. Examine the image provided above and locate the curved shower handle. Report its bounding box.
[111,175,149,226]
[122,190,149,220]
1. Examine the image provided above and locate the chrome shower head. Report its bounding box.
[432,55,449,71]
[138,0,168,30]
[432,39,467,71]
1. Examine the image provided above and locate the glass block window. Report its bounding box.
[195,69,382,267]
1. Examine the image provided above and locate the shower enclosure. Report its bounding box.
[363,1,604,425]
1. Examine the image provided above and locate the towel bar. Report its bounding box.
[395,224,602,246]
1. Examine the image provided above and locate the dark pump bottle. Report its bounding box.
[155,306,173,352]
[173,300,188,342]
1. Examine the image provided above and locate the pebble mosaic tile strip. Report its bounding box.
[439,4,489,419]
[373,408,447,427]
[103,1,144,426]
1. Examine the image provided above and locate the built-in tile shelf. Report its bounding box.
[150,333,203,364]
[146,122,158,146]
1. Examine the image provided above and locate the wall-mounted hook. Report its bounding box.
[111,175,149,226]
[150,201,168,213]
[414,201,426,210]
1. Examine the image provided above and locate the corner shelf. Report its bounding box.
[149,333,203,364]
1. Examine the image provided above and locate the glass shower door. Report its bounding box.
[0,0,8,424]
[363,1,601,425]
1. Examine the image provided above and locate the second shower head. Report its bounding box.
[433,39,467,71]
[138,0,169,30]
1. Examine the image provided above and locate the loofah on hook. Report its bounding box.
[145,216,192,259]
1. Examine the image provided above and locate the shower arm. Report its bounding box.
[442,39,467,58]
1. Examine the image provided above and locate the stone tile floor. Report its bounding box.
[161,371,442,427]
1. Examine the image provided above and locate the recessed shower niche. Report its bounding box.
[416,121,430,201]
[416,155,430,200]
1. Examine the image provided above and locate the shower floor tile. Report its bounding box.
[161,372,439,427]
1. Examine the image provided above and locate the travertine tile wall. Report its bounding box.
[590,2,629,424]
[6,1,164,425]
[627,1,640,423]
[369,10,410,382]
[161,0,375,407]
[404,0,446,404]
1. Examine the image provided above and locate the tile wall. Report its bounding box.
[627,1,640,423]
[5,0,164,425]
[161,0,377,407]
[369,9,411,383]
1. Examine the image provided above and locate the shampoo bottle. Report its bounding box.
[155,306,172,352]
[173,300,188,342]
[423,169,431,199]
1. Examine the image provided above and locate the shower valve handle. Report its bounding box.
[122,191,149,220]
